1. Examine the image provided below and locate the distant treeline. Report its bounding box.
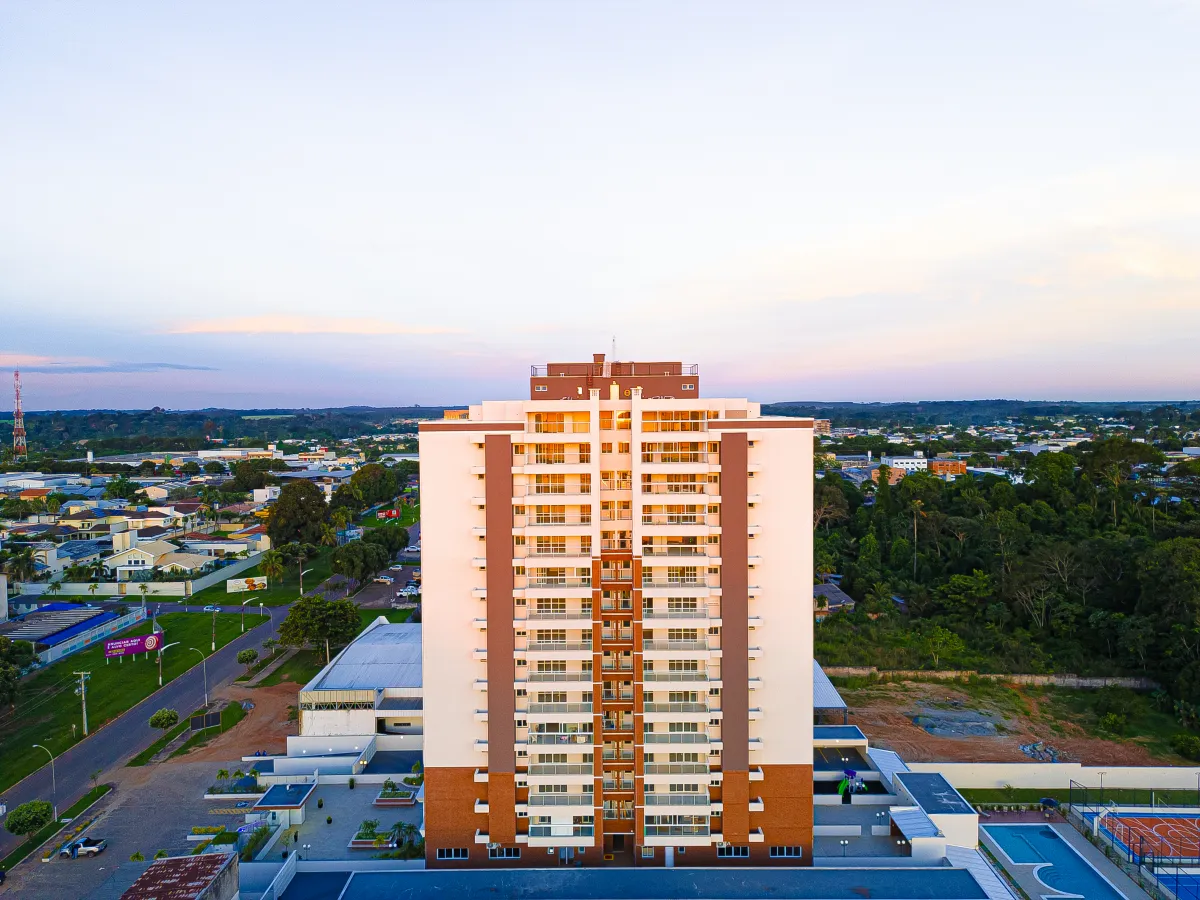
[0,406,463,453]
[763,400,1200,428]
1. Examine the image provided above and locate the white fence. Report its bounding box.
[16,552,262,599]
[37,606,149,663]
[908,762,1200,791]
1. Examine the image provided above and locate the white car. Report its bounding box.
[389,564,405,571]
[404,545,420,553]
[373,575,394,584]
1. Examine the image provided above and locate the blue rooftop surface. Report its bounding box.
[897,772,975,815]
[255,782,316,809]
[287,868,989,900]
[41,611,118,646]
[813,725,866,741]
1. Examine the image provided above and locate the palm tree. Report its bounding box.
[88,583,99,598]
[330,508,351,532]
[260,550,285,585]
[138,583,151,608]
[46,581,63,599]
[319,523,338,548]
[217,768,229,782]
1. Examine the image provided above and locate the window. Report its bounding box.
[436,847,469,860]
[770,846,803,858]
[641,846,655,858]
[489,846,521,859]
[682,383,695,390]
[534,385,548,392]
[717,845,749,858]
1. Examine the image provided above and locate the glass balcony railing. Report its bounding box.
[526,671,593,682]
[529,825,595,838]
[643,640,709,651]
[527,794,594,807]
[527,763,593,775]
[644,825,709,837]
[526,702,593,714]
[642,671,708,682]
[643,732,709,744]
[645,794,710,806]
[643,762,710,775]
[642,702,708,713]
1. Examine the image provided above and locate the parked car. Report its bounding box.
[60,838,107,859]
[404,545,420,553]
[373,575,394,584]
[388,564,405,571]
[202,605,219,612]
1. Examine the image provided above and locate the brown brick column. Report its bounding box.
[485,434,516,842]
[719,432,750,842]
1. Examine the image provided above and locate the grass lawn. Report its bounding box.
[170,701,248,758]
[189,547,335,607]
[127,707,205,766]
[0,784,112,871]
[358,608,411,632]
[258,649,326,687]
[0,612,267,795]
[361,503,419,529]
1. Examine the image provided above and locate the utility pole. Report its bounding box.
[74,671,91,736]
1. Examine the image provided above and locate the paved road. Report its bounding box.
[0,611,284,860]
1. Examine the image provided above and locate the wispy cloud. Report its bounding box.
[166,316,461,336]
[21,361,216,374]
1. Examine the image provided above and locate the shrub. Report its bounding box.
[357,819,380,839]
[1172,733,1200,760]
[382,778,398,793]
[348,777,356,790]
[149,708,180,731]
[1094,686,1136,720]
[154,849,169,859]
[130,851,145,861]
[327,815,333,824]
[4,800,54,837]
[1098,712,1127,736]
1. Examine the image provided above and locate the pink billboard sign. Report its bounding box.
[104,633,163,658]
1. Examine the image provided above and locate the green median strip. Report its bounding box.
[169,702,247,759]
[127,708,205,767]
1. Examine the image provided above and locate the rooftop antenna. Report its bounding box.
[12,370,27,460]
[611,335,616,360]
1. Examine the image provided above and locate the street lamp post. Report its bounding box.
[211,607,217,652]
[158,641,181,687]
[839,839,849,858]
[1098,771,1107,804]
[32,744,57,821]
[189,647,209,709]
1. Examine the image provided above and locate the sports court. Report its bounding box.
[1093,811,1200,863]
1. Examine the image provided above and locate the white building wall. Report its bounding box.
[748,424,814,766]
[419,429,489,770]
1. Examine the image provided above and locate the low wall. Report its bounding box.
[188,553,262,595]
[376,734,422,752]
[823,667,1157,690]
[908,762,1200,791]
[14,553,262,600]
[38,606,149,664]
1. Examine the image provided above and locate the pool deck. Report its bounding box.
[981,822,1152,900]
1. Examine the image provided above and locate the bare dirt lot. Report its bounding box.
[171,681,296,762]
[840,679,1174,766]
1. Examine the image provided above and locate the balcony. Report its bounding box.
[524,641,593,653]
[521,576,592,589]
[601,719,633,733]
[514,516,594,529]
[642,671,710,683]
[643,825,710,846]
[642,702,708,714]
[513,485,592,497]
[645,794,710,808]
[513,452,592,466]
[643,640,708,652]
[524,610,594,622]
[640,452,718,465]
[527,702,593,715]
[600,479,632,491]
[600,630,633,642]
[529,422,591,434]
[525,671,593,683]
[601,691,634,702]
[641,482,720,496]
[599,660,634,672]
[600,600,634,612]
[643,732,710,744]
[603,807,635,819]
[641,577,715,589]
[473,769,489,782]
[527,793,595,807]
[474,799,489,814]
[641,546,712,558]
[640,514,719,527]
[528,824,595,839]
[643,762,710,776]
[600,748,635,761]
[600,539,632,552]
[527,763,594,776]
[526,732,593,746]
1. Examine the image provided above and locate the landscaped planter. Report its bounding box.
[348,837,398,850]
[374,790,416,807]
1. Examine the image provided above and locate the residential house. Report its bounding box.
[103,535,180,580]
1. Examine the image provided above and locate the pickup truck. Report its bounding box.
[60,838,107,858]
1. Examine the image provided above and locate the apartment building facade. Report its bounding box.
[419,355,814,868]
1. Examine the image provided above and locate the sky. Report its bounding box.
[2,0,1199,410]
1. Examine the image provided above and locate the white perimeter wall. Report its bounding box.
[909,761,1200,791]
[419,428,489,770]
[749,424,814,766]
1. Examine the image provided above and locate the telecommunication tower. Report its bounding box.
[12,370,28,460]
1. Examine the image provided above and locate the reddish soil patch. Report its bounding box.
[169,682,296,763]
[844,681,1166,766]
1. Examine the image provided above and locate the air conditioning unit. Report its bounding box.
[715,841,728,849]
[487,842,501,850]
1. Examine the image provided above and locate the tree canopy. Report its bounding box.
[267,481,330,546]
[278,596,360,662]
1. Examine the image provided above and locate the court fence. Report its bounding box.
[1065,780,1200,900]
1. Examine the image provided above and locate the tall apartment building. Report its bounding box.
[419,355,814,868]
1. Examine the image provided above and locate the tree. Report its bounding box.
[0,664,20,711]
[260,550,286,585]
[237,648,260,672]
[88,583,99,598]
[5,800,53,837]
[149,708,180,732]
[267,480,329,547]
[331,541,389,583]
[349,463,398,507]
[923,625,966,669]
[279,596,361,663]
[204,461,226,475]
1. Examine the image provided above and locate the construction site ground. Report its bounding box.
[836,677,1184,766]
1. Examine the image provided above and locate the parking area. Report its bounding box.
[7,759,244,900]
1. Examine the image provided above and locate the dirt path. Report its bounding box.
[844,680,1167,766]
[168,682,297,763]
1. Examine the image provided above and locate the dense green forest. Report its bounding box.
[0,406,458,461]
[814,439,1200,713]
[764,399,1200,427]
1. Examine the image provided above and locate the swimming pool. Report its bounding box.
[983,824,1126,900]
